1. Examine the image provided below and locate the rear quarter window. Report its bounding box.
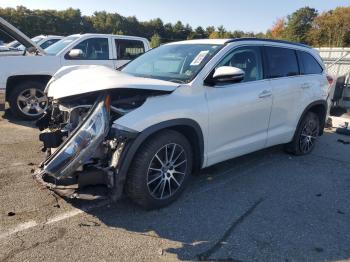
[265,46,299,78]
[299,51,323,75]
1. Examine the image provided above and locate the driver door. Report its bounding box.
[205,46,273,166]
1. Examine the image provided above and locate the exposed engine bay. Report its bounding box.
[34,88,171,200]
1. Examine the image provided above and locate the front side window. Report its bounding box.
[116,39,145,60]
[299,51,323,75]
[265,46,299,78]
[67,38,109,60]
[216,46,263,82]
[122,44,222,83]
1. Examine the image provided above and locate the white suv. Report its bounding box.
[36,38,329,209]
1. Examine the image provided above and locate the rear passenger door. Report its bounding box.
[113,38,146,69]
[297,50,326,102]
[264,46,305,147]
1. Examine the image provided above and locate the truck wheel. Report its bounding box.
[126,130,193,210]
[284,112,320,155]
[8,81,48,120]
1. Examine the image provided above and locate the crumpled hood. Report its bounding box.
[47,65,180,99]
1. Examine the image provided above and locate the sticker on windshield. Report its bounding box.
[190,50,209,66]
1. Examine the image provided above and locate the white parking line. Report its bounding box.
[0,200,109,240]
[0,221,38,240]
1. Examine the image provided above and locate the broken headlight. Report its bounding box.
[42,95,110,179]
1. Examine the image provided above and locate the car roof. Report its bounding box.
[225,38,312,49]
[68,33,148,41]
[166,38,312,49]
[167,39,230,45]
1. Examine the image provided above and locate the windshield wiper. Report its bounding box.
[168,79,186,84]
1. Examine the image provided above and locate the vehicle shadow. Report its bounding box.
[1,108,36,128]
[68,136,350,261]
[67,147,274,261]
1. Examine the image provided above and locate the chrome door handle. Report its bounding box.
[259,90,272,98]
[301,83,310,89]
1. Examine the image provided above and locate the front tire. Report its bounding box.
[8,81,48,120]
[284,112,320,155]
[126,130,193,210]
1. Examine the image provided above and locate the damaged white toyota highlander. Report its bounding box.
[35,38,329,209]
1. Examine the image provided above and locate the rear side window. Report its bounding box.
[299,51,323,75]
[265,46,299,78]
[115,39,145,60]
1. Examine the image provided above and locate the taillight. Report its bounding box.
[327,75,334,86]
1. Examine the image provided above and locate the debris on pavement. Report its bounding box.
[337,139,350,145]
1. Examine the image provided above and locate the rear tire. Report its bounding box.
[8,81,48,120]
[284,112,320,155]
[126,129,193,210]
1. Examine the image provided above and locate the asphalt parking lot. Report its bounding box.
[0,110,350,262]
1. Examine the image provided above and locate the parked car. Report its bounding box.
[0,17,150,118]
[35,38,329,209]
[0,45,9,51]
[7,35,64,51]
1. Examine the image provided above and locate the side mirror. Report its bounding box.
[67,49,84,59]
[208,66,245,85]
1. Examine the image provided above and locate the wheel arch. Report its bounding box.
[296,100,327,136]
[114,118,205,197]
[6,75,52,101]
[124,118,204,173]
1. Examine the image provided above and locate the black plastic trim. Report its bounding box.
[114,118,205,195]
[294,100,328,138]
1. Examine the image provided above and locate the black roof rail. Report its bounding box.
[224,38,312,49]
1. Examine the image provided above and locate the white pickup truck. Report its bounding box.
[0,17,150,119]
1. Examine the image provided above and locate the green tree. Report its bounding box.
[150,33,161,48]
[205,26,215,37]
[284,7,318,44]
[308,7,350,47]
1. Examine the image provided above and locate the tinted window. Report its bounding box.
[299,51,323,74]
[265,47,299,78]
[217,46,263,82]
[116,39,145,60]
[68,38,109,60]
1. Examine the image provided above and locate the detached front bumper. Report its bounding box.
[0,86,5,111]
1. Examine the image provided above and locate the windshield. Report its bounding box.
[45,36,78,55]
[31,36,44,43]
[16,36,44,50]
[122,44,222,83]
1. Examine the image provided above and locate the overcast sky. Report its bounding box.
[0,0,349,32]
